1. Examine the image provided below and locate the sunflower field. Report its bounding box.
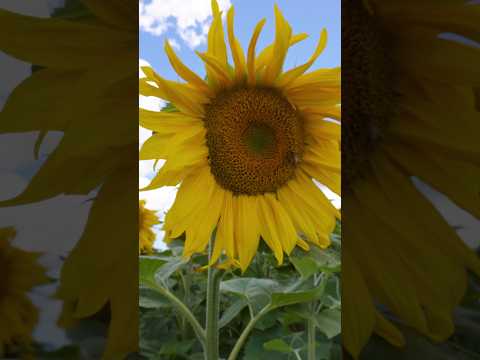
[139,222,341,360]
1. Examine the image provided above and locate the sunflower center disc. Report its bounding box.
[204,87,304,195]
[342,0,396,188]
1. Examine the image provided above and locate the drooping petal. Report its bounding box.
[267,196,297,255]
[164,167,215,237]
[184,185,225,258]
[212,191,236,263]
[278,185,319,244]
[235,195,261,271]
[258,194,284,265]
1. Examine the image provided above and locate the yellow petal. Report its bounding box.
[164,40,212,95]
[286,67,341,89]
[288,88,341,109]
[213,191,235,263]
[0,9,133,68]
[342,248,376,359]
[303,139,341,173]
[374,314,406,348]
[301,105,341,122]
[206,0,228,86]
[164,167,214,236]
[278,185,318,244]
[139,133,170,160]
[304,118,340,141]
[227,6,247,81]
[139,124,205,160]
[267,196,297,255]
[277,29,328,88]
[196,51,233,88]
[393,26,480,86]
[262,4,292,84]
[140,68,208,117]
[300,162,340,196]
[258,194,284,265]
[256,33,309,72]
[235,195,261,271]
[184,185,225,257]
[247,18,267,85]
[139,108,201,132]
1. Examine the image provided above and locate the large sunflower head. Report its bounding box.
[140,0,340,271]
[139,199,160,254]
[0,227,48,356]
[342,0,480,357]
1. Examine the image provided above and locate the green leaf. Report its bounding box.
[270,284,326,309]
[219,298,248,328]
[139,287,170,309]
[263,339,293,353]
[220,278,278,313]
[315,309,341,339]
[159,339,196,355]
[291,257,319,279]
[309,247,341,273]
[139,256,165,286]
[154,256,188,284]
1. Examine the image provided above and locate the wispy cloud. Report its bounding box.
[139,0,231,49]
[167,38,181,50]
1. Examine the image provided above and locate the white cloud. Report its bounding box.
[139,0,231,48]
[168,38,181,50]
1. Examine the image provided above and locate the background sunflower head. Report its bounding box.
[139,199,160,254]
[0,227,48,357]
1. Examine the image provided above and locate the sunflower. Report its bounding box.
[342,0,480,357]
[139,0,341,271]
[139,200,160,254]
[0,227,48,356]
[0,2,138,358]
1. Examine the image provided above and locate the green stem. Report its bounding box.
[307,315,316,360]
[153,283,206,346]
[205,237,223,360]
[227,306,271,360]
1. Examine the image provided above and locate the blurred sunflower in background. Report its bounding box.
[0,227,48,357]
[342,0,480,357]
[0,1,138,358]
[139,200,160,254]
[140,0,341,271]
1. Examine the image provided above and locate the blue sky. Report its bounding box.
[140,0,340,81]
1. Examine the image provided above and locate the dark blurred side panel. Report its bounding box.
[342,0,480,359]
[0,1,139,358]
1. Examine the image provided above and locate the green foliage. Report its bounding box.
[138,226,341,359]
